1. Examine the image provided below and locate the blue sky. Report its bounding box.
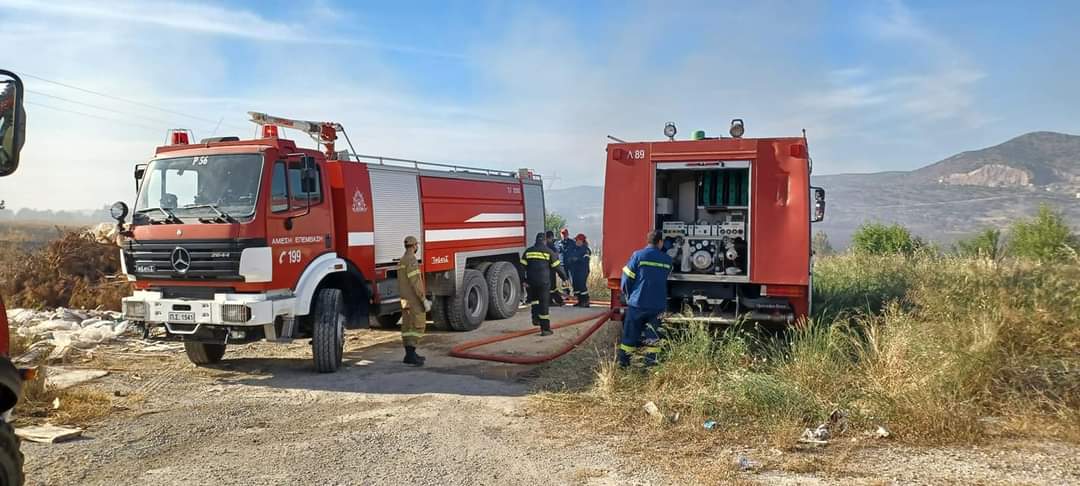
[2,0,1078,209]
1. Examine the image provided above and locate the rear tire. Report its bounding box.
[484,261,520,320]
[448,269,488,331]
[375,312,401,329]
[312,288,345,373]
[430,296,452,331]
[184,341,226,365]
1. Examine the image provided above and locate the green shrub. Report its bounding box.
[544,212,567,233]
[850,223,924,256]
[954,228,1004,259]
[1008,204,1077,261]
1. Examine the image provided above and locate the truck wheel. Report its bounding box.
[485,261,520,320]
[448,269,488,331]
[312,288,345,373]
[375,312,401,329]
[184,341,226,365]
[0,420,23,486]
[430,296,452,331]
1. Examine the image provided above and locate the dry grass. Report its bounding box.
[15,365,113,427]
[535,252,1080,481]
[0,227,128,310]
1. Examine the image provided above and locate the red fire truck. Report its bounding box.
[601,120,825,324]
[114,112,545,372]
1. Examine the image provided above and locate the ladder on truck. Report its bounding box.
[249,111,535,181]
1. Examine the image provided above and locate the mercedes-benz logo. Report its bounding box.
[171,246,191,274]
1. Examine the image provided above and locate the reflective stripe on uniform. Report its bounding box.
[538,314,550,319]
[622,266,636,278]
[639,260,672,269]
[407,269,421,277]
[642,346,661,354]
[520,259,528,265]
[550,260,561,267]
[401,332,424,337]
[618,343,637,353]
[525,251,550,260]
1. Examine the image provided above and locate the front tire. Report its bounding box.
[484,261,520,320]
[312,288,345,373]
[448,269,488,331]
[0,421,22,486]
[184,341,226,365]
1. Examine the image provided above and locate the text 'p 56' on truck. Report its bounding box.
[114,113,545,372]
[602,121,826,325]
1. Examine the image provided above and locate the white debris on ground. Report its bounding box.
[45,367,110,390]
[7,307,143,361]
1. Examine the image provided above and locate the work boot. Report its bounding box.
[574,294,590,307]
[403,345,426,366]
[539,322,554,337]
[616,349,632,368]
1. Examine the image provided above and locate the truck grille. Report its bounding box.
[124,238,266,281]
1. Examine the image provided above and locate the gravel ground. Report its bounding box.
[18,305,1080,485]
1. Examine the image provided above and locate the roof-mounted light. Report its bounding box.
[663,122,677,141]
[729,119,745,138]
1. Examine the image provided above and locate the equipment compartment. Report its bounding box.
[654,162,750,283]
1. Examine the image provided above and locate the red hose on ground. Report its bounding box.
[449,309,614,364]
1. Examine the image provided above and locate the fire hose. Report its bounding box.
[448,309,615,364]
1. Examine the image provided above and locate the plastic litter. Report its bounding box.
[875,425,891,439]
[7,307,136,360]
[15,424,84,443]
[703,420,717,430]
[643,401,663,421]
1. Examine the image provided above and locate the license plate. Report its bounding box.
[167,311,196,323]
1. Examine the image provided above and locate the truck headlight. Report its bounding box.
[222,304,252,323]
[124,301,147,319]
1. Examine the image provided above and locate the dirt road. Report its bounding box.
[19,305,1080,485]
[22,306,660,486]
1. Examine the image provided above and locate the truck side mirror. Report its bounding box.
[811,186,826,222]
[0,70,26,178]
[134,163,147,192]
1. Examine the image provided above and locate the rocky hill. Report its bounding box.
[907,131,1080,192]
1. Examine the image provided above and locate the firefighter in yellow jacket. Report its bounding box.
[398,236,431,366]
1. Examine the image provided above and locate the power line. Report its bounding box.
[25,100,162,131]
[16,71,250,132]
[27,89,175,126]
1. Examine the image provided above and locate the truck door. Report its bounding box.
[266,156,336,289]
[749,145,810,285]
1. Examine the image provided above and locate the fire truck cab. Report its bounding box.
[116,113,544,372]
[602,121,825,325]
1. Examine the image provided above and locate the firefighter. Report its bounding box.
[618,230,673,368]
[564,233,591,307]
[521,233,568,336]
[398,236,431,366]
[544,230,566,306]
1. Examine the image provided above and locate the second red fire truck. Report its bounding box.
[115,113,545,372]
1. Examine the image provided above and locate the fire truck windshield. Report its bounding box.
[134,153,263,224]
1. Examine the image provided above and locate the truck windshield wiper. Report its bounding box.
[136,207,184,224]
[182,204,237,223]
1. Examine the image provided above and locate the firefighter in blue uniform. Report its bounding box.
[544,231,566,306]
[618,230,673,367]
[521,233,569,336]
[563,233,592,307]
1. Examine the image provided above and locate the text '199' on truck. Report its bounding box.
[114,112,545,372]
[601,120,826,325]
